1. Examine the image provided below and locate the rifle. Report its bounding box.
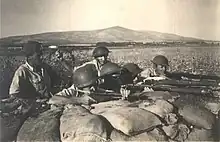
[166,72,220,81]
[89,92,122,102]
[124,84,214,95]
[144,79,219,87]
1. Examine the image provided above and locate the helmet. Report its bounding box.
[100,62,121,77]
[151,55,169,66]
[123,63,143,77]
[73,64,98,88]
[92,46,110,58]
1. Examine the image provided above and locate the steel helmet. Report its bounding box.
[73,64,98,88]
[151,55,169,66]
[123,63,143,77]
[92,46,110,58]
[100,62,121,77]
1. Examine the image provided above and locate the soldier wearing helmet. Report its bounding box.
[141,55,170,80]
[50,64,98,105]
[74,46,110,76]
[122,63,144,84]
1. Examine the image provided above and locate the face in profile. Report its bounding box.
[28,52,43,67]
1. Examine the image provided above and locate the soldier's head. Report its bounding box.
[151,55,169,75]
[122,63,143,82]
[92,46,110,65]
[73,64,98,93]
[23,41,43,67]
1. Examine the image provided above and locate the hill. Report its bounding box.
[0,26,203,47]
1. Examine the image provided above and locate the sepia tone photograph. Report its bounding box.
[0,0,220,141]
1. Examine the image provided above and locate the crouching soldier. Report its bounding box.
[141,55,170,80]
[74,46,111,76]
[49,64,99,106]
[0,41,57,141]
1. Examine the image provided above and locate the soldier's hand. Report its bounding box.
[120,87,131,100]
[143,87,154,92]
[79,95,97,105]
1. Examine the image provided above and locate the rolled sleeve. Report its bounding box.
[55,84,77,97]
[9,68,24,95]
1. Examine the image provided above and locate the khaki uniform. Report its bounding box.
[9,62,52,99]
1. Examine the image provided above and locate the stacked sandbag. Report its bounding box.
[178,104,216,129]
[129,128,168,141]
[99,107,162,136]
[60,105,113,142]
[186,128,215,141]
[91,100,141,114]
[140,91,179,102]
[138,99,174,118]
[17,107,63,141]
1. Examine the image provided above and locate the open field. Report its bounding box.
[1,46,220,98]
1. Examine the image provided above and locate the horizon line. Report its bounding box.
[0,26,217,41]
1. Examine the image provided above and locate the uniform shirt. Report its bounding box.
[140,68,169,81]
[140,68,157,78]
[9,62,52,99]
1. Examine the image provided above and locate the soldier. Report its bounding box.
[49,64,100,105]
[122,63,144,84]
[74,46,110,76]
[140,55,170,80]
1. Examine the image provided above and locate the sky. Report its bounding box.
[1,0,220,40]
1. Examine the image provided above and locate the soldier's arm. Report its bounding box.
[9,67,25,98]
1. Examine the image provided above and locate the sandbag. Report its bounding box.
[60,105,113,142]
[100,107,162,136]
[139,99,174,118]
[178,104,216,129]
[186,128,215,141]
[17,107,63,141]
[204,102,220,115]
[110,129,129,141]
[129,128,168,141]
[90,100,132,114]
[140,91,179,102]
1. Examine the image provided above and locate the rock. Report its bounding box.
[60,105,113,142]
[17,107,63,141]
[178,104,216,129]
[100,107,162,136]
[162,125,179,139]
[139,99,174,118]
[204,102,220,115]
[174,124,190,142]
[186,128,215,141]
[164,113,178,125]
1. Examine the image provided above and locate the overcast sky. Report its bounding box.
[1,0,220,40]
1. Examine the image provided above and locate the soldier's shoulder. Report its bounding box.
[14,64,28,75]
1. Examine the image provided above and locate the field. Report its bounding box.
[1,46,220,98]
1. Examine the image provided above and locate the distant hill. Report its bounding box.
[0,26,203,47]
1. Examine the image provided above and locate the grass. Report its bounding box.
[0,46,220,98]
